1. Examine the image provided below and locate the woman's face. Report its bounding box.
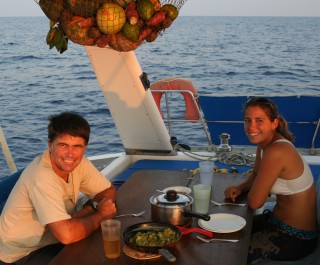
[244,106,278,146]
[48,134,87,179]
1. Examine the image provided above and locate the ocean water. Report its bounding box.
[1,16,320,176]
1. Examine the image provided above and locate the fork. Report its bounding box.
[115,210,146,218]
[197,236,239,243]
[211,200,247,207]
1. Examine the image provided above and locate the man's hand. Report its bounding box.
[97,198,117,220]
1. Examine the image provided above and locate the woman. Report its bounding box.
[224,97,318,264]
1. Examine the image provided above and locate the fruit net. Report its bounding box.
[34,0,188,53]
[160,0,187,10]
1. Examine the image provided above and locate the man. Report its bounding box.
[0,112,117,265]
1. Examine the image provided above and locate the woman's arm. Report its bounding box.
[224,148,261,201]
[247,144,285,209]
[224,170,257,201]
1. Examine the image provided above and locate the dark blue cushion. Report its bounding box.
[0,169,23,213]
[199,95,320,148]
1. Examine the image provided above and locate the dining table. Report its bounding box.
[49,168,253,265]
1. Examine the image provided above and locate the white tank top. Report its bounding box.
[263,139,314,195]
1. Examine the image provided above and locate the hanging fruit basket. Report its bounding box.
[35,0,187,53]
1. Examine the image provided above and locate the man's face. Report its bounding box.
[49,134,87,179]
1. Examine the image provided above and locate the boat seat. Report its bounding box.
[255,236,320,265]
[0,169,23,214]
[0,170,101,214]
[199,95,320,150]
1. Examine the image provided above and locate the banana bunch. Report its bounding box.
[46,21,68,54]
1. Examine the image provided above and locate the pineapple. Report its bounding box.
[66,0,112,17]
[39,0,64,22]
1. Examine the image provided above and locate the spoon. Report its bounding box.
[115,210,146,218]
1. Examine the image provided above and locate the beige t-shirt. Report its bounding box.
[0,150,111,263]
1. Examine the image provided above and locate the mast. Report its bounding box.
[85,46,174,155]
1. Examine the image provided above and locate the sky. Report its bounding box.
[0,0,319,17]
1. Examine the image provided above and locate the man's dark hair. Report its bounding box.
[48,112,90,145]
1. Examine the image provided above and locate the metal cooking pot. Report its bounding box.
[150,190,210,226]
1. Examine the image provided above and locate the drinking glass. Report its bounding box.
[101,219,121,259]
[193,184,211,214]
[199,161,214,185]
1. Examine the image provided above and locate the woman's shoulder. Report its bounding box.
[265,139,293,154]
[262,139,299,168]
[268,138,296,153]
[273,138,294,146]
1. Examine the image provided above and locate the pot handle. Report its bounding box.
[183,209,211,221]
[158,249,176,262]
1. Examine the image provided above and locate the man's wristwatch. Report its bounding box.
[83,199,98,211]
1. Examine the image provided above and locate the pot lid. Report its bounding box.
[152,190,193,206]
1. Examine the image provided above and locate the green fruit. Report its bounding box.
[160,4,179,21]
[137,0,155,21]
[122,22,140,41]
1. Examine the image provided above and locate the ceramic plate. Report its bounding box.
[162,186,192,195]
[198,213,246,233]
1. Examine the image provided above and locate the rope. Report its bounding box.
[174,144,216,161]
[218,152,255,167]
[174,144,255,167]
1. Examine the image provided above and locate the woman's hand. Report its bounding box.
[224,186,242,202]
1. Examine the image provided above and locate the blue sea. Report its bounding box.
[1,16,320,177]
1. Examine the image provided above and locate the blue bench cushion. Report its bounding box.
[0,169,23,213]
[111,159,252,189]
[199,95,320,148]
[112,159,320,190]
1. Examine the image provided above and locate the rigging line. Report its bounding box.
[174,145,255,167]
[218,152,255,167]
[174,145,216,160]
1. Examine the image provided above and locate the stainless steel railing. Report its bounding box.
[151,89,213,150]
